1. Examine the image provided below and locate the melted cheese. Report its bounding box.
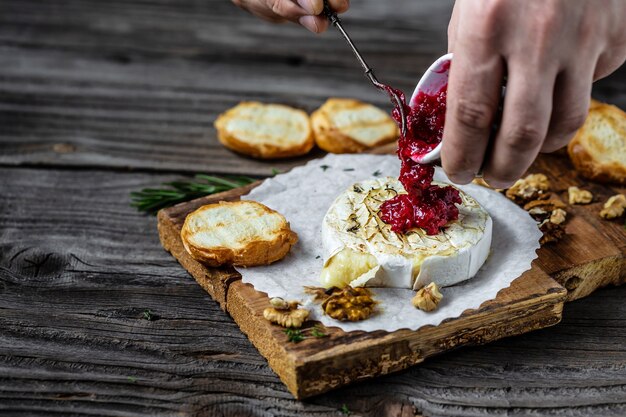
[320,248,378,288]
[321,177,492,289]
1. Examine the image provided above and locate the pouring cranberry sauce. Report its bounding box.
[378,83,462,236]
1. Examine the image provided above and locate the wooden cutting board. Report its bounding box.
[157,149,625,399]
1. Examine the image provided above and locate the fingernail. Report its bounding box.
[447,173,474,185]
[298,15,320,33]
[296,0,318,14]
[487,179,515,189]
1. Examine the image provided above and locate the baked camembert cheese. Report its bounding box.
[321,177,492,290]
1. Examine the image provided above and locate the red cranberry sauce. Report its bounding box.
[378,84,461,236]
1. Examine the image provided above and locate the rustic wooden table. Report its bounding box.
[1,1,626,416]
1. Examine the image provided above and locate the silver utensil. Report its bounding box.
[323,2,407,136]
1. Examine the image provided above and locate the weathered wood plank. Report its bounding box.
[3,167,626,415]
[155,149,626,398]
[0,0,451,175]
[1,0,625,176]
[2,0,626,414]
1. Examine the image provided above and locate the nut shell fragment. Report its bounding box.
[539,219,565,244]
[412,282,443,312]
[600,194,626,219]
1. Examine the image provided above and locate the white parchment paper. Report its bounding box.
[240,154,541,333]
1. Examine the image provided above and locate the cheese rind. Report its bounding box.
[321,177,492,289]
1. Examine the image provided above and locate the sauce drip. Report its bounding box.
[378,84,461,235]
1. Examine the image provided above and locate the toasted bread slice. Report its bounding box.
[568,99,626,185]
[181,200,298,267]
[214,102,314,159]
[311,98,399,154]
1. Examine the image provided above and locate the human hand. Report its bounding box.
[442,0,626,188]
[231,0,349,33]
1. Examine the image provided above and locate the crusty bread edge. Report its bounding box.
[181,201,299,267]
[214,102,315,159]
[567,100,626,185]
[311,107,398,154]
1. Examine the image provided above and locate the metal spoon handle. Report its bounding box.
[322,1,407,135]
[322,3,382,88]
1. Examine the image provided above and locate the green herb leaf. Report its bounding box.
[311,325,328,338]
[271,168,282,176]
[373,170,382,177]
[127,376,137,383]
[142,309,153,321]
[130,174,256,215]
[320,165,331,171]
[340,404,351,415]
[284,328,305,343]
[343,168,355,172]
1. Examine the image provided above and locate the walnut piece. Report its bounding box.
[471,178,500,190]
[303,286,340,303]
[523,197,566,222]
[539,219,565,244]
[505,173,550,204]
[521,196,567,243]
[321,286,376,321]
[269,297,299,311]
[523,197,566,211]
[412,282,443,312]
[263,298,309,328]
[600,194,626,219]
[568,186,593,205]
[550,208,567,225]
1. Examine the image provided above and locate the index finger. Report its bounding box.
[441,40,504,184]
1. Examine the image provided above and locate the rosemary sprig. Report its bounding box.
[284,328,305,343]
[130,174,256,214]
[283,325,328,343]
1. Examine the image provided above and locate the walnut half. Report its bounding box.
[505,173,550,204]
[321,286,376,321]
[263,298,309,328]
[412,282,443,312]
[568,186,593,205]
[600,194,626,219]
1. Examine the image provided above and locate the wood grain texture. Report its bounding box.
[2,167,626,416]
[2,0,626,415]
[0,0,451,176]
[157,179,568,398]
[1,0,626,176]
[156,148,626,399]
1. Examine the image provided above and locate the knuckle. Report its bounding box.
[481,0,506,30]
[268,0,284,16]
[555,112,587,134]
[536,7,560,30]
[505,125,544,152]
[453,99,494,131]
